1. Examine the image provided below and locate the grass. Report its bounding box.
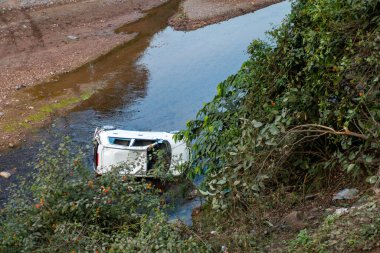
[1,91,93,134]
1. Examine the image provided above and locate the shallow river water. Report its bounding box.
[0,0,291,223]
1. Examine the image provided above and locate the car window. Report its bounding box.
[132,139,155,147]
[109,137,131,146]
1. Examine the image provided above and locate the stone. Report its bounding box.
[15,84,26,90]
[281,211,306,231]
[335,208,349,216]
[333,188,359,200]
[305,193,318,200]
[310,207,319,212]
[8,143,14,148]
[0,112,4,117]
[0,171,11,179]
[67,35,79,40]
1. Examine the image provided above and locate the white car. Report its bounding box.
[93,126,189,176]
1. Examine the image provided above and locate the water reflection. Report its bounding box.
[21,0,181,113]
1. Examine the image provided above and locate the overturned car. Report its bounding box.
[93,126,189,176]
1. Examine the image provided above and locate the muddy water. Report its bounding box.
[0,1,291,222]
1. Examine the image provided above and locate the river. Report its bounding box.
[0,0,291,223]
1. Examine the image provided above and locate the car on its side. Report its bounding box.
[93,126,189,177]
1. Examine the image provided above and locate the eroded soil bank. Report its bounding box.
[169,0,283,31]
[0,0,284,151]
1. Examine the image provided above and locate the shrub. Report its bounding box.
[0,138,206,252]
[179,0,380,213]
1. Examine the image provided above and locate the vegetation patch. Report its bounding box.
[288,196,380,252]
[176,0,380,251]
[0,138,206,252]
[0,91,94,134]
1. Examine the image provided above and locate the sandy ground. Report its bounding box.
[0,0,169,150]
[0,0,167,110]
[169,0,283,31]
[0,0,283,152]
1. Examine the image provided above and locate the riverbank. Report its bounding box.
[169,0,283,31]
[0,0,169,151]
[0,0,283,151]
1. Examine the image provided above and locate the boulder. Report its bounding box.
[281,211,306,231]
[0,171,11,179]
[333,188,359,200]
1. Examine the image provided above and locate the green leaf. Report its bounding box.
[269,125,280,135]
[217,178,227,185]
[366,176,378,184]
[198,189,215,196]
[365,156,374,163]
[252,120,263,128]
[347,164,356,172]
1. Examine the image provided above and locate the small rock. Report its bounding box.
[335,208,349,216]
[8,143,14,148]
[210,230,217,235]
[281,211,306,231]
[0,112,4,117]
[0,171,11,179]
[221,245,227,253]
[15,84,26,90]
[305,193,319,200]
[310,207,319,212]
[67,35,79,40]
[333,188,359,200]
[28,106,34,110]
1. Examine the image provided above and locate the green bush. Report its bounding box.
[0,138,206,252]
[179,0,380,212]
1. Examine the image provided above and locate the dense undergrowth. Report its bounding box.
[181,0,380,209]
[0,139,207,252]
[178,0,380,251]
